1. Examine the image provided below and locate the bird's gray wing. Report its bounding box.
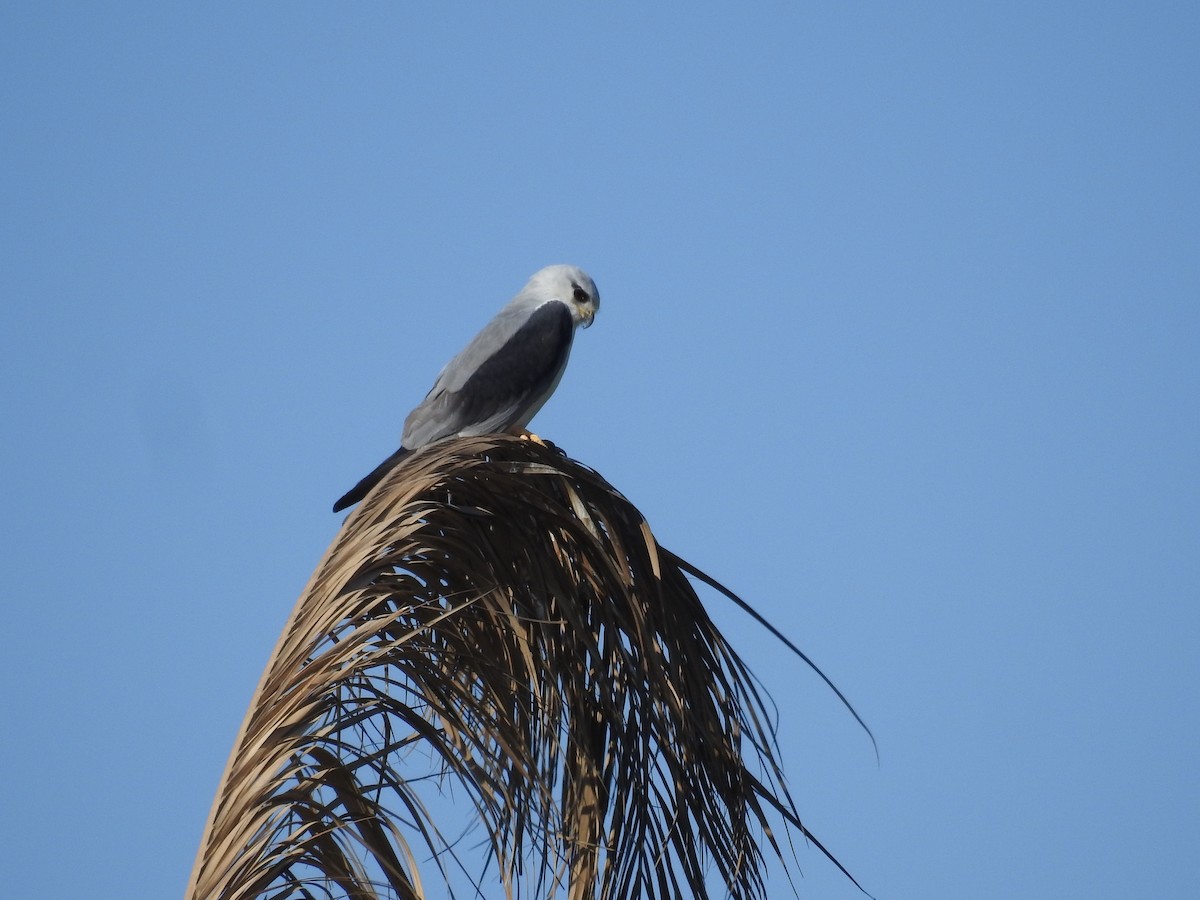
[401,300,574,448]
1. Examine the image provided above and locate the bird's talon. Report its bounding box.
[517,430,547,446]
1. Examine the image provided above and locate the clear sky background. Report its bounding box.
[2,4,1197,898]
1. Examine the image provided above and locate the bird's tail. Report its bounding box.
[332,447,410,512]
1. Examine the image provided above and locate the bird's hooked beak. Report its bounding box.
[581,307,596,328]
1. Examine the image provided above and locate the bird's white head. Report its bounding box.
[522,264,600,328]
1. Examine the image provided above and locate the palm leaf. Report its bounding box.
[186,435,867,900]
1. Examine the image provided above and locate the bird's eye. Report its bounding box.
[572,284,589,304]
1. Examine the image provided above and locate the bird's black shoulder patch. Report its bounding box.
[454,300,574,411]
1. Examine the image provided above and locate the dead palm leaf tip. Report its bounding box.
[188,434,872,900]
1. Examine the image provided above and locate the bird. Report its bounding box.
[332,264,600,512]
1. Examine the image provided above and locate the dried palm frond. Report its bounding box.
[186,435,868,900]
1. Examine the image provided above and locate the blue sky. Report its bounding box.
[2,3,1197,898]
